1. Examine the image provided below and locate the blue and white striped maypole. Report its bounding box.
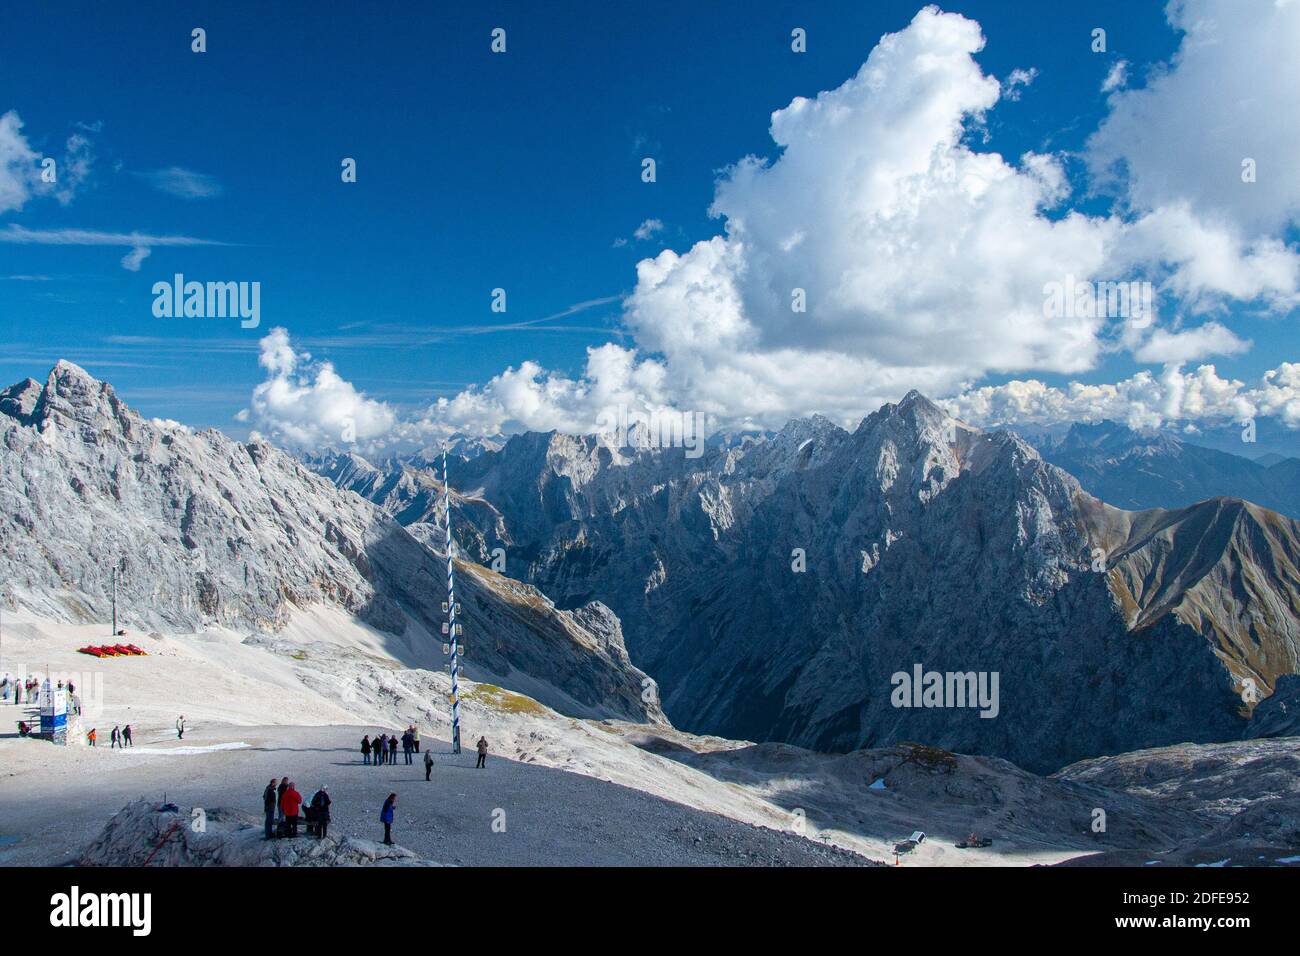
[442,447,462,755]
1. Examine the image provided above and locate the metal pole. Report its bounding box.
[443,448,462,755]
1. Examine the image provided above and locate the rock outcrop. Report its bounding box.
[79,800,440,867]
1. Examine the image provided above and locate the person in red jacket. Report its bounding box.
[280,781,303,837]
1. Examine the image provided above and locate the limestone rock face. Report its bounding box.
[0,362,663,725]
[324,391,1300,773]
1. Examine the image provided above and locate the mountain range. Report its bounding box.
[320,393,1300,773]
[0,362,660,725]
[4,362,1299,775]
[1038,421,1300,519]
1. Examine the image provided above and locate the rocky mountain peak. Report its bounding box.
[20,361,134,439]
[1058,419,1181,457]
[857,389,966,446]
[897,387,943,413]
[0,377,42,425]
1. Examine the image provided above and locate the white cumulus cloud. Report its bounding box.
[1089,0,1300,236]
[1133,321,1250,365]
[245,5,1300,448]
[943,362,1300,431]
[241,328,397,449]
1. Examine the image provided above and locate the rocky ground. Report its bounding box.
[4,612,1299,867]
[79,799,442,867]
[1052,738,1300,866]
[1,723,871,867]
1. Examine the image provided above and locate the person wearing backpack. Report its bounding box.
[309,786,331,840]
[423,750,434,781]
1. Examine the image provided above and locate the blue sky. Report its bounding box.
[1,1,1295,444]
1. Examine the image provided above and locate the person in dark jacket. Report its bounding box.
[424,750,434,781]
[388,734,398,764]
[402,730,413,765]
[276,776,289,824]
[362,735,372,765]
[380,793,396,845]
[375,734,387,765]
[122,724,133,746]
[475,736,489,769]
[263,779,278,839]
[309,787,331,840]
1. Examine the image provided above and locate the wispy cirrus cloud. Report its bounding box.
[135,166,222,199]
[312,295,628,350]
[0,223,231,272]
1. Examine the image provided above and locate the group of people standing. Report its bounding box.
[251,730,492,850]
[264,777,331,840]
[259,776,394,847]
[1,676,40,704]
[360,730,491,773]
[361,725,421,766]
[2,676,79,712]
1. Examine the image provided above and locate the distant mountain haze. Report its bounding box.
[1039,421,1300,519]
